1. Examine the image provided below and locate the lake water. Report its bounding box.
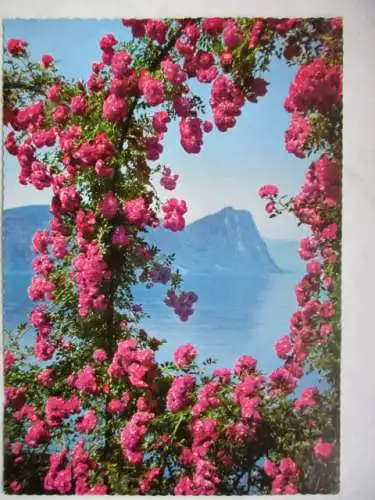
[3,271,301,375]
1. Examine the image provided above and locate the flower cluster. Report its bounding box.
[73,132,114,172]
[107,394,130,414]
[161,57,187,84]
[38,368,54,387]
[149,265,171,285]
[223,19,243,50]
[44,450,72,494]
[179,117,204,154]
[71,441,107,494]
[210,75,245,131]
[164,289,198,321]
[70,365,98,394]
[166,375,195,412]
[28,276,55,302]
[25,420,51,448]
[153,110,171,134]
[176,418,221,494]
[7,38,28,56]
[269,367,298,396]
[75,410,97,434]
[44,443,107,495]
[124,197,156,227]
[249,20,265,48]
[103,94,128,123]
[71,242,111,316]
[192,381,220,417]
[108,338,158,388]
[162,198,187,232]
[284,58,342,115]
[233,374,263,421]
[285,112,311,158]
[4,352,17,373]
[29,303,56,360]
[174,343,197,369]
[234,355,257,377]
[45,395,81,427]
[139,70,165,106]
[295,386,319,412]
[314,438,334,459]
[314,154,341,207]
[139,467,161,493]
[121,411,154,464]
[160,166,179,190]
[258,184,279,198]
[264,457,299,495]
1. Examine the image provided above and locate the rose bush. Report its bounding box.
[3,17,342,495]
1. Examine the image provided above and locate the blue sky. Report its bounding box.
[3,19,309,240]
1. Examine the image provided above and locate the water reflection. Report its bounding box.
[136,273,298,372]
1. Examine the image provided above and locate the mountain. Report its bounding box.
[4,205,52,273]
[147,207,280,275]
[3,205,283,275]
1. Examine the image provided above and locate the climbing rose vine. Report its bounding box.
[3,16,342,495]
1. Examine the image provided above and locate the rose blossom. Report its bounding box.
[174,344,197,368]
[314,438,333,459]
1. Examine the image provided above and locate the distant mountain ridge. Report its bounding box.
[3,205,301,275]
[4,205,52,274]
[147,206,280,275]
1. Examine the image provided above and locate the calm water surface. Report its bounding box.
[4,271,300,374]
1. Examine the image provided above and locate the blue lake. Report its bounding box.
[3,271,301,375]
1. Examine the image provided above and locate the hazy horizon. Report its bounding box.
[3,203,303,243]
